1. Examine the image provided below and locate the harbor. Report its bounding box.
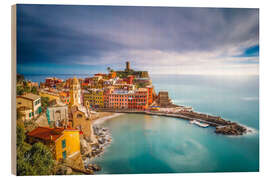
[95,107,247,135]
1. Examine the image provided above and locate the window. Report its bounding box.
[62,139,66,148]
[62,150,67,159]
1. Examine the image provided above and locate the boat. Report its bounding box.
[190,120,209,128]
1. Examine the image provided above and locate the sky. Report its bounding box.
[16,4,259,75]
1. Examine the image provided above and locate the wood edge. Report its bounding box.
[11,4,17,176]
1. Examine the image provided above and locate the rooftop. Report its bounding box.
[112,90,134,94]
[19,93,40,101]
[28,127,78,142]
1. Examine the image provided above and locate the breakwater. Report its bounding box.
[96,108,247,135]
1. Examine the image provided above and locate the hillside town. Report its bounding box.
[16,62,247,175]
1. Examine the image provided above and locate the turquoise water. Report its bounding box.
[92,75,259,174]
[24,74,259,173]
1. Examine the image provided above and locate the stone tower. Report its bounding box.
[69,77,81,107]
[125,61,130,72]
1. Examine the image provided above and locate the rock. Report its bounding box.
[56,165,72,175]
[92,164,101,171]
[86,164,101,172]
[215,124,247,135]
[56,166,66,175]
[85,169,94,175]
[66,167,73,175]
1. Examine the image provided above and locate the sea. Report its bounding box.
[23,74,259,174]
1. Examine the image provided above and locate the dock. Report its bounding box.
[190,120,209,128]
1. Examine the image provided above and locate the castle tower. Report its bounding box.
[125,61,130,72]
[69,77,81,107]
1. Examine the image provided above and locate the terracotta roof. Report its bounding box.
[28,127,79,142]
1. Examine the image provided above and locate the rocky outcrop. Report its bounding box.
[85,164,101,172]
[215,123,247,135]
[90,126,112,158]
[56,165,73,175]
[81,125,112,174]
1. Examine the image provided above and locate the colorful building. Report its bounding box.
[83,89,104,108]
[146,86,153,105]
[128,88,149,110]
[109,71,117,79]
[113,84,135,91]
[59,91,70,105]
[124,75,134,84]
[104,88,149,111]
[107,90,129,109]
[27,127,81,161]
[17,106,33,121]
[17,93,42,118]
[45,77,62,88]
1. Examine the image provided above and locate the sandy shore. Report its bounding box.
[93,113,125,125]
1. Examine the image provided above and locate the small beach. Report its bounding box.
[93,113,125,125]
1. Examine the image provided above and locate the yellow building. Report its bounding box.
[27,127,81,161]
[17,93,42,118]
[83,89,104,108]
[17,106,33,121]
[69,77,82,107]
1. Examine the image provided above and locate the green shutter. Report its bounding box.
[62,139,66,149]
[62,151,67,159]
[46,108,50,124]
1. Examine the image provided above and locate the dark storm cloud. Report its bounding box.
[17,4,259,72]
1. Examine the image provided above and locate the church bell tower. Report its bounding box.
[69,77,81,107]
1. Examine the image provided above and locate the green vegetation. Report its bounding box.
[17,74,25,84]
[16,124,55,176]
[41,96,50,110]
[107,67,114,73]
[16,74,39,95]
[116,70,134,78]
[136,82,147,88]
[17,83,38,95]
[116,70,149,79]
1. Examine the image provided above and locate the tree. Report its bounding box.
[107,67,111,73]
[31,86,38,95]
[26,143,55,175]
[17,86,24,96]
[16,124,26,149]
[17,74,25,83]
[16,125,55,175]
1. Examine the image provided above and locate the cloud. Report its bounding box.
[17,5,259,75]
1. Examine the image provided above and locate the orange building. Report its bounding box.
[128,88,149,110]
[146,86,153,105]
[109,71,117,79]
[105,88,149,111]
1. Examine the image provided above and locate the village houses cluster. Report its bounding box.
[16,62,163,164]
